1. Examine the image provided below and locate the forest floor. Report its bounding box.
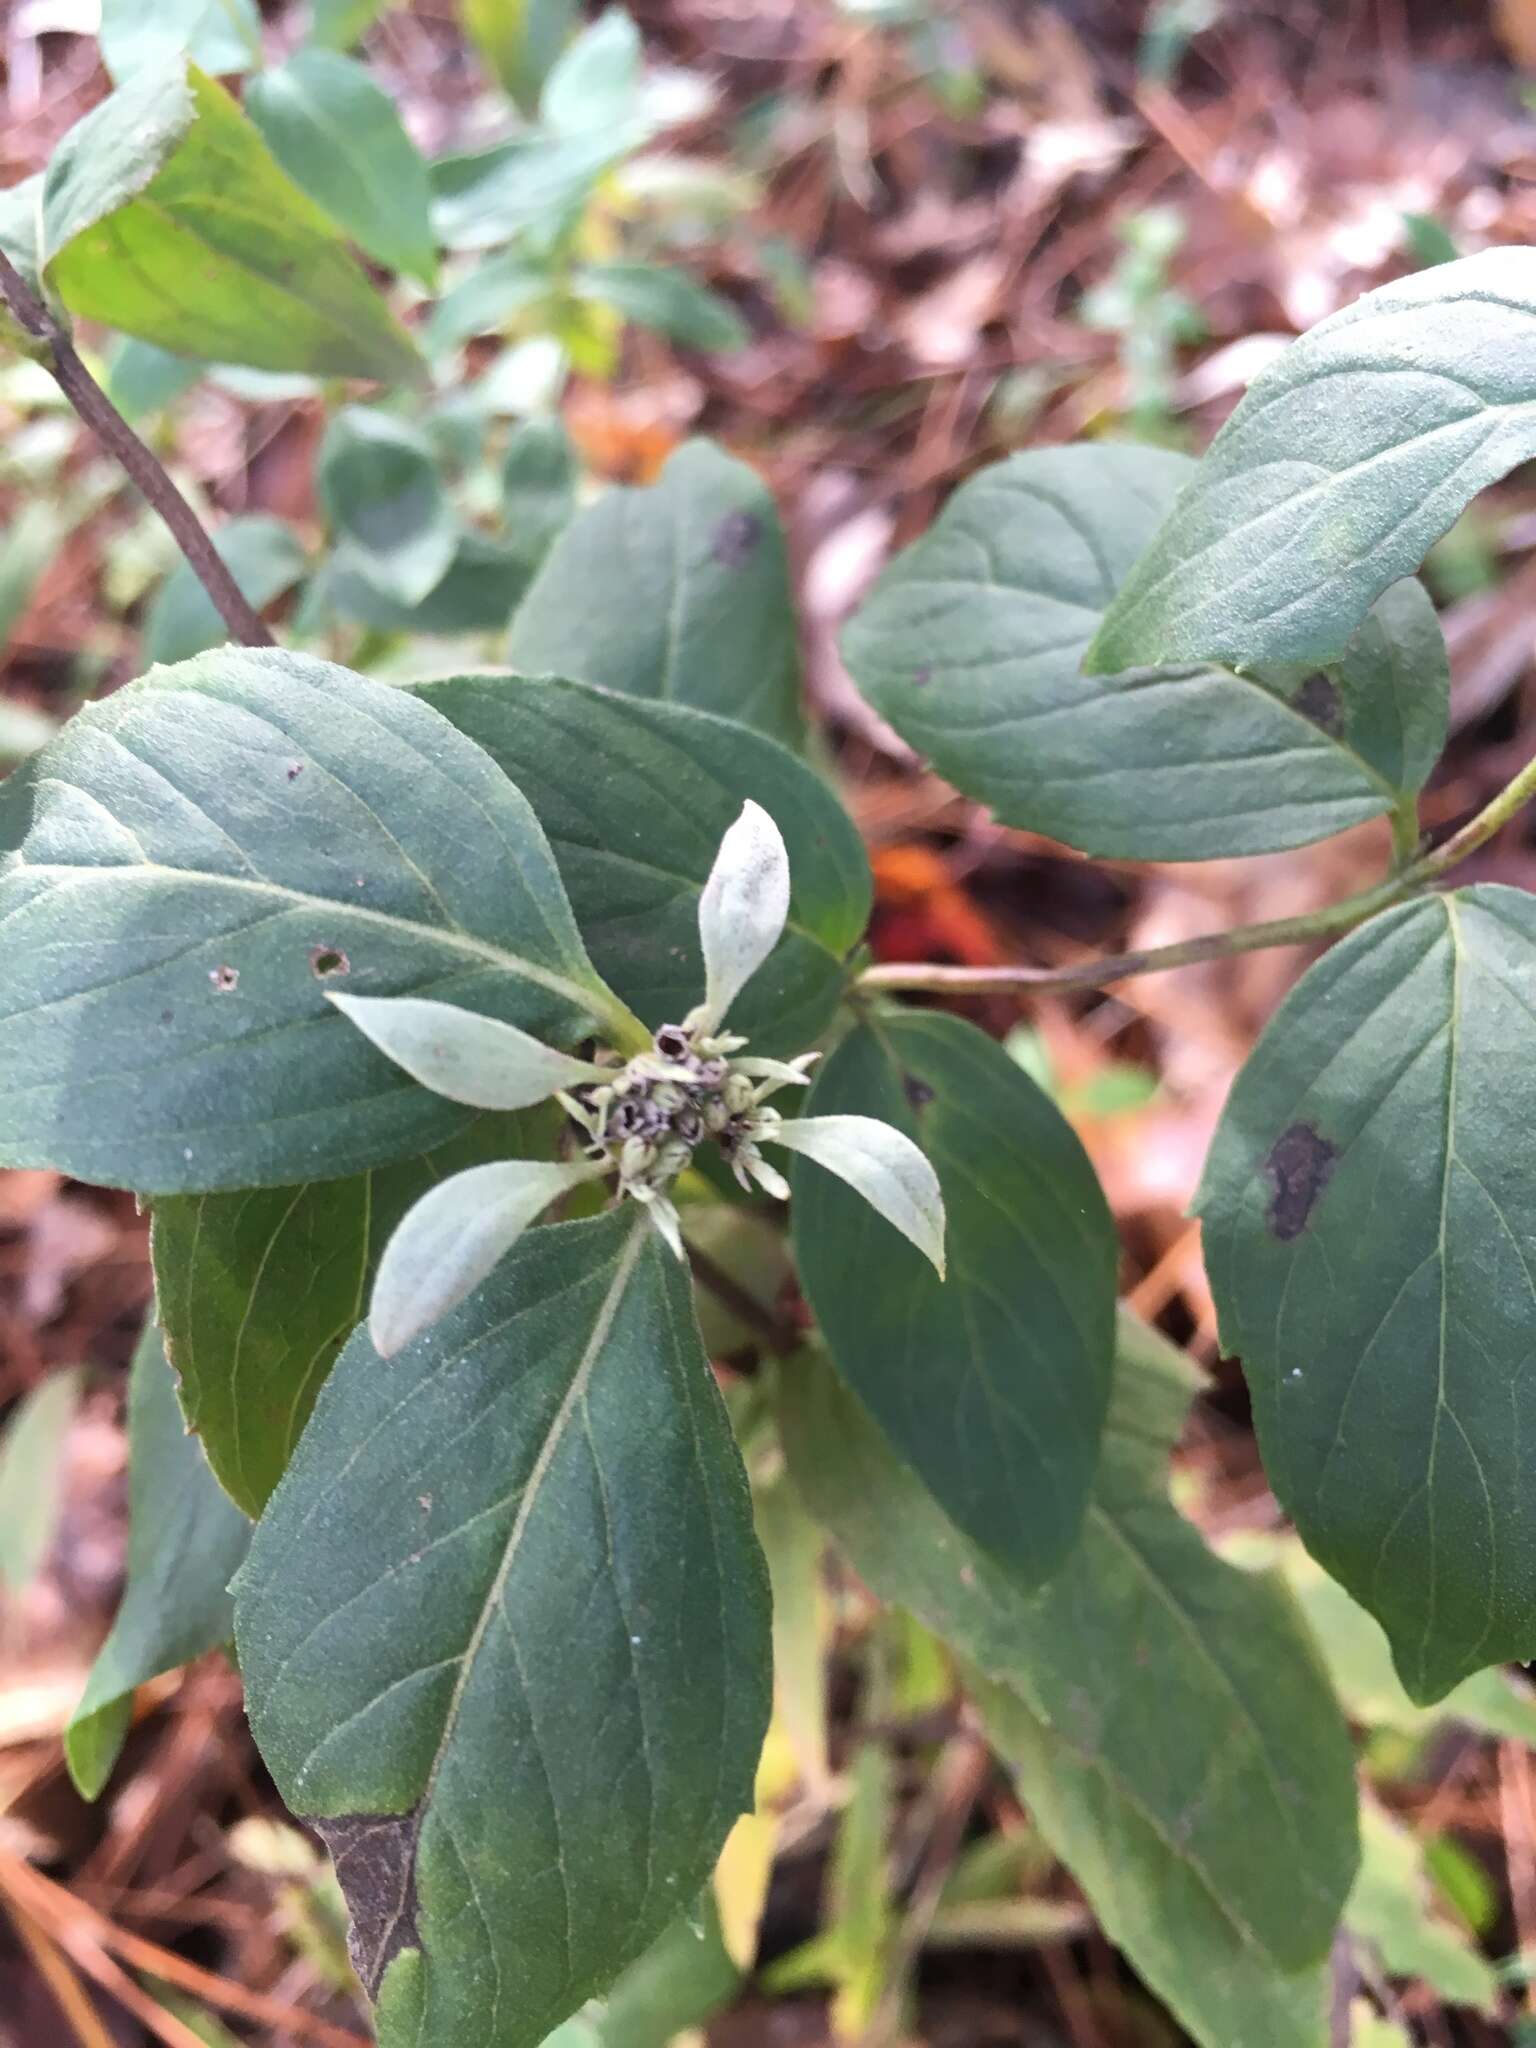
[5,2,1536,2043]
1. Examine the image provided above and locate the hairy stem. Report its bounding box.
[0,249,274,649]
[858,757,1536,999]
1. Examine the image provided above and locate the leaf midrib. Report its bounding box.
[11,857,605,1020]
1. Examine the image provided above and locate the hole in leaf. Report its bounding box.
[310,947,350,979]
[209,965,239,992]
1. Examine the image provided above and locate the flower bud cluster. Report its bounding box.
[558,1020,815,1255]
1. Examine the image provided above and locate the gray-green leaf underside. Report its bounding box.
[780,1318,1358,2048]
[235,1209,770,2048]
[1089,247,1536,673]
[508,441,805,751]
[0,648,618,1194]
[152,1111,549,1516]
[842,443,1447,860]
[1199,885,1536,1703]
[414,673,870,1054]
[791,1011,1117,1582]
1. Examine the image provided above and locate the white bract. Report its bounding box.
[332,802,947,1355]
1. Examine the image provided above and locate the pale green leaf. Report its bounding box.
[0,647,635,1193]
[328,992,601,1109]
[99,0,261,82]
[508,440,804,750]
[43,62,425,384]
[152,1115,552,1516]
[842,444,1448,860]
[370,1156,599,1353]
[1347,1802,1498,2014]
[236,1209,770,2048]
[1089,248,1536,673]
[539,8,642,136]
[66,1322,251,1799]
[774,1113,945,1276]
[1198,886,1536,1701]
[791,1012,1115,1580]
[245,50,438,287]
[0,1366,81,1591]
[430,131,625,254]
[695,800,790,1030]
[413,673,868,1053]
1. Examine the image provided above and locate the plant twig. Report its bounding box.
[685,1238,800,1357]
[858,750,1536,1000]
[0,247,274,649]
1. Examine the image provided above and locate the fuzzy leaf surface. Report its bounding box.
[236,1210,770,2048]
[1198,886,1536,1701]
[1089,248,1536,672]
[842,444,1447,859]
[780,1320,1358,2047]
[508,441,804,750]
[0,648,620,1193]
[414,674,869,1052]
[791,1012,1116,1581]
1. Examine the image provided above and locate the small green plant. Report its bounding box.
[10,10,1536,2045]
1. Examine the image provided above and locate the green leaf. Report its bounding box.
[0,174,43,299]
[0,646,637,1194]
[245,51,438,288]
[0,1366,81,1591]
[780,1320,1358,2048]
[509,440,803,750]
[99,0,261,82]
[151,1114,549,1516]
[318,408,454,605]
[1347,1802,1498,2013]
[792,1011,1116,1580]
[425,252,552,353]
[144,513,307,665]
[66,1322,251,1799]
[412,672,870,1052]
[463,0,580,114]
[591,1897,740,2046]
[842,444,1448,860]
[43,61,425,385]
[539,8,642,136]
[308,0,387,46]
[1089,248,1536,674]
[235,1209,770,2048]
[573,262,748,350]
[1199,886,1536,1701]
[317,529,529,635]
[501,414,577,572]
[430,131,625,254]
[1251,1533,1536,1746]
[104,337,204,419]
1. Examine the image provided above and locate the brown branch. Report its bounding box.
[685,1238,800,1357]
[0,247,274,649]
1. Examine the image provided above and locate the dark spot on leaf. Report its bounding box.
[911,664,932,688]
[160,1008,174,1025]
[310,947,350,978]
[1293,672,1343,736]
[712,509,761,568]
[1264,1122,1337,1241]
[903,1074,935,1110]
[310,1812,421,1997]
[286,761,304,781]
[209,965,239,992]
